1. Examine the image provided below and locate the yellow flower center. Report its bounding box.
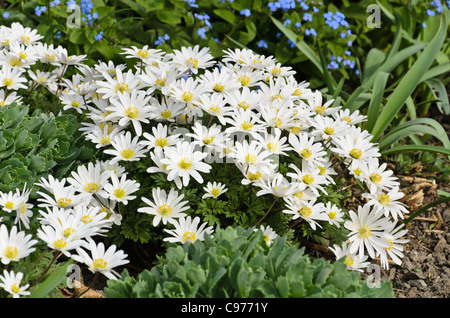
[202,136,214,145]
[238,75,251,86]
[241,121,253,131]
[359,225,371,238]
[11,283,20,294]
[57,197,72,208]
[137,49,149,59]
[267,142,278,152]
[324,127,335,135]
[302,174,314,185]
[181,91,194,102]
[299,206,312,218]
[158,204,172,216]
[178,158,192,170]
[4,246,18,259]
[349,148,362,159]
[93,258,108,270]
[238,101,250,110]
[100,136,111,144]
[342,116,352,123]
[186,58,199,68]
[5,201,14,210]
[353,168,362,176]
[9,57,22,67]
[53,239,67,249]
[344,255,354,267]
[245,153,258,164]
[3,77,13,87]
[121,148,134,159]
[155,77,167,87]
[63,228,75,238]
[81,215,93,224]
[115,82,129,93]
[386,239,393,250]
[248,171,262,181]
[85,182,99,193]
[182,231,196,243]
[379,193,391,205]
[71,100,80,107]
[370,173,382,184]
[161,110,172,119]
[270,94,283,101]
[272,117,282,128]
[314,105,326,114]
[20,35,30,44]
[293,89,303,97]
[328,211,336,219]
[211,188,220,197]
[213,82,225,92]
[125,107,139,119]
[300,148,312,159]
[114,188,126,199]
[156,137,168,148]
[209,104,221,113]
[271,67,282,76]
[19,51,27,59]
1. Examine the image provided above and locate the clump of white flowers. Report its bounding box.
[0,22,410,296]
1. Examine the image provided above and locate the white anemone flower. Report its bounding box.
[0,224,37,265]
[138,187,190,227]
[344,204,391,259]
[0,270,30,298]
[163,216,214,244]
[72,239,129,280]
[160,141,212,188]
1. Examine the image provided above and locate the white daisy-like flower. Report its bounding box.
[169,45,216,74]
[138,187,190,227]
[360,161,400,195]
[344,204,392,259]
[282,197,327,230]
[323,201,345,227]
[289,132,327,166]
[254,173,303,198]
[67,162,111,197]
[362,187,409,220]
[202,181,228,199]
[0,65,27,90]
[377,221,409,269]
[253,127,292,156]
[0,190,25,213]
[72,238,129,280]
[287,162,328,196]
[37,224,83,257]
[104,131,148,164]
[141,122,181,150]
[329,242,370,272]
[256,225,278,246]
[0,270,30,298]
[200,67,241,94]
[96,68,141,100]
[101,173,140,205]
[105,90,152,136]
[163,216,214,244]
[0,89,22,107]
[307,89,340,116]
[0,224,37,265]
[160,141,212,188]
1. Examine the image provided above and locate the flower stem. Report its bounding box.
[254,196,279,227]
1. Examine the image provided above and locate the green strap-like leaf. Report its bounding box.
[270,16,323,75]
[371,14,447,141]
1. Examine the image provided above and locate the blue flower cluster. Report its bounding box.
[323,11,349,30]
[35,6,47,17]
[194,12,212,39]
[155,34,170,46]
